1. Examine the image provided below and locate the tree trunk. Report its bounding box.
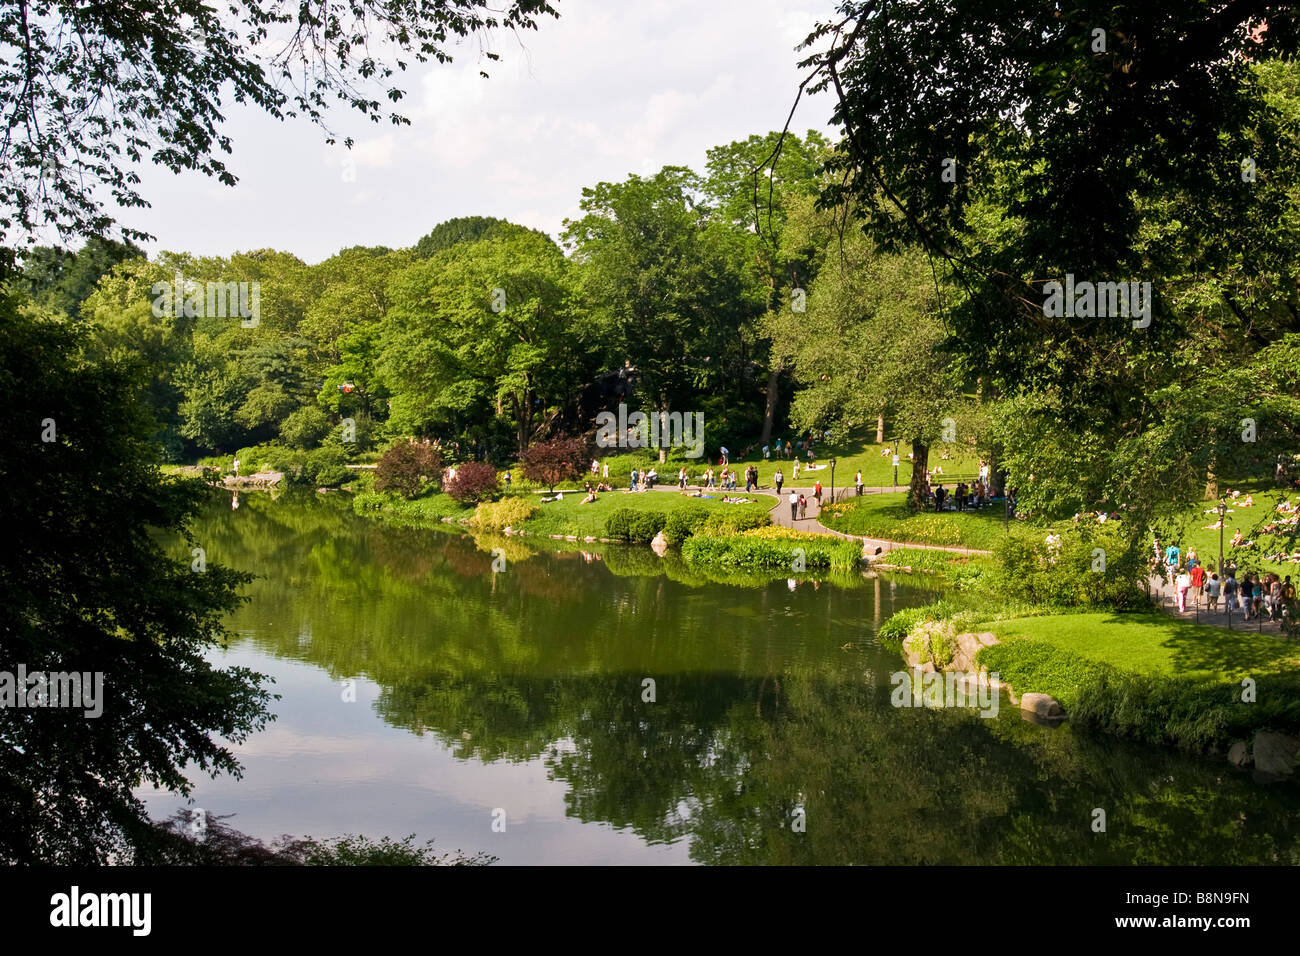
[659,392,669,464]
[876,413,885,444]
[909,439,929,510]
[988,451,1005,498]
[761,364,780,445]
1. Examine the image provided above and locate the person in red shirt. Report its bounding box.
[1189,563,1207,607]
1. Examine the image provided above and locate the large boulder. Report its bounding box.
[1019,692,1062,719]
[1227,740,1252,769]
[1252,732,1299,780]
[650,530,669,556]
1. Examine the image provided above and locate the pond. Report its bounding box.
[141,491,1300,865]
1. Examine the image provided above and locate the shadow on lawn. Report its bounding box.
[1143,612,1300,677]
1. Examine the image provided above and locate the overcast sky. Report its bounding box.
[126,0,837,264]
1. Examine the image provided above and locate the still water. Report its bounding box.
[142,491,1300,864]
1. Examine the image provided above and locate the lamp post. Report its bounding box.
[1218,500,1227,618]
[830,458,837,505]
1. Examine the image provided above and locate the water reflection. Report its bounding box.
[147,491,1300,865]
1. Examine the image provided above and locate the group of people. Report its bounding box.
[1163,542,1297,624]
[768,435,820,462]
[926,478,992,512]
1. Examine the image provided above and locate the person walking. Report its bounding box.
[629,467,639,492]
[855,469,863,496]
[1206,573,1221,610]
[793,459,800,481]
[798,493,808,520]
[1224,571,1240,611]
[775,468,784,494]
[1241,574,1255,619]
[813,480,822,509]
[1190,563,1206,607]
[504,471,512,491]
[789,489,798,522]
[1175,567,1191,612]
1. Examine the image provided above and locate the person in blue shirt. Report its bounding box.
[629,468,639,492]
[1165,544,1180,575]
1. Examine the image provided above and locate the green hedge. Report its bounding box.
[604,508,668,543]
[681,535,860,572]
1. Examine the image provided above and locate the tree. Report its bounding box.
[0,0,560,246]
[382,231,593,455]
[703,131,832,443]
[798,6,1300,520]
[521,435,588,493]
[20,237,146,317]
[563,167,764,458]
[785,223,959,509]
[413,216,549,259]
[0,289,273,863]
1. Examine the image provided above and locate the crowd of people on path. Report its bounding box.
[1158,539,1297,627]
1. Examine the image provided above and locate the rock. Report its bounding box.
[976,632,999,648]
[650,531,669,556]
[564,535,578,541]
[1019,692,1062,719]
[584,536,597,543]
[1251,732,1299,778]
[1227,740,1252,769]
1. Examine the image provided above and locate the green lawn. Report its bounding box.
[357,485,774,539]
[519,488,771,538]
[988,611,1300,680]
[1165,481,1299,578]
[494,435,982,494]
[819,491,1018,550]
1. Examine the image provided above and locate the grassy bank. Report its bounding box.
[820,492,1019,550]
[881,602,1300,753]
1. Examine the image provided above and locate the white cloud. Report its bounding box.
[126,0,838,262]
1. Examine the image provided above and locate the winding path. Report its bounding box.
[643,482,992,558]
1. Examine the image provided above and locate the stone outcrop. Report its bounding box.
[1250,732,1299,781]
[222,471,283,489]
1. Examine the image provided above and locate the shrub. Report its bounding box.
[681,535,859,572]
[663,506,710,545]
[374,442,442,499]
[604,508,666,543]
[279,405,332,450]
[877,600,966,646]
[699,508,771,536]
[988,521,1146,610]
[443,460,499,503]
[521,435,588,492]
[471,496,537,532]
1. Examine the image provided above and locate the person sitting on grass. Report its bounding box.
[580,482,598,504]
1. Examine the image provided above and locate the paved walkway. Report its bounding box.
[642,482,992,557]
[1146,574,1285,634]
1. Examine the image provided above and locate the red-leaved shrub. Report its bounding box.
[443,461,499,503]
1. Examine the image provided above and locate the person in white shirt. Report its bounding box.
[1176,569,1192,611]
[855,470,863,496]
[788,490,798,522]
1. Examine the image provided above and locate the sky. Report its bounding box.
[125,0,838,264]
